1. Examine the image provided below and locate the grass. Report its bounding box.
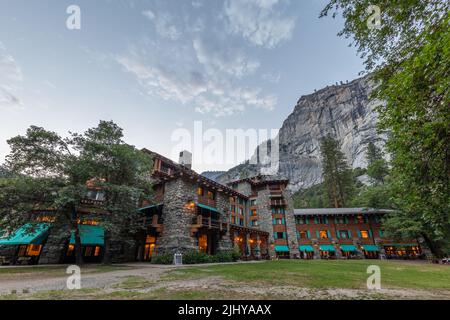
[1,260,449,300]
[164,260,450,290]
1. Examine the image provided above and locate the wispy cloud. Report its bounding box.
[142,10,181,40]
[0,42,23,109]
[224,0,296,49]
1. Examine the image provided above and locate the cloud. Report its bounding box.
[0,42,23,109]
[116,50,276,117]
[262,71,281,83]
[224,0,295,48]
[142,10,181,40]
[193,37,260,78]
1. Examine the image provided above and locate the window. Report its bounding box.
[296,216,308,224]
[360,230,369,238]
[251,209,257,216]
[85,246,93,257]
[94,246,101,257]
[239,218,244,226]
[379,229,384,237]
[335,216,346,224]
[250,199,256,206]
[273,218,285,225]
[319,230,329,239]
[207,191,215,200]
[230,205,235,213]
[298,231,308,239]
[357,215,364,223]
[338,230,350,238]
[87,190,105,201]
[197,187,204,196]
[231,216,236,224]
[251,220,258,226]
[238,198,244,205]
[26,245,42,256]
[239,208,244,215]
[275,232,285,239]
[315,216,328,224]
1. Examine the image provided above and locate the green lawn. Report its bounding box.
[1,260,449,300]
[165,260,450,290]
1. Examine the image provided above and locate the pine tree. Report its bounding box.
[320,135,355,208]
[366,142,389,184]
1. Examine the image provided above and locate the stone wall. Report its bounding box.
[155,177,198,255]
[283,189,300,258]
[256,188,275,257]
[216,192,233,252]
[39,215,71,264]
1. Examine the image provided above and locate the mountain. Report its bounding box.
[201,171,227,181]
[213,75,386,191]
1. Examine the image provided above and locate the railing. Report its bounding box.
[192,215,227,231]
[80,198,104,206]
[198,196,217,208]
[270,199,286,206]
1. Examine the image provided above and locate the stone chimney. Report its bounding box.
[179,150,192,169]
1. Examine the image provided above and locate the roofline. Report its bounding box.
[294,208,395,215]
[141,148,249,199]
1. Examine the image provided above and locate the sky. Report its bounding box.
[0,0,365,173]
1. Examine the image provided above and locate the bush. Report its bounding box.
[182,250,212,264]
[231,246,241,261]
[150,253,173,265]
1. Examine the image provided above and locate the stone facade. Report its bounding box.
[255,188,274,257]
[156,178,198,255]
[283,189,300,258]
[39,215,71,264]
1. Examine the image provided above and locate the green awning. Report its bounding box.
[275,245,290,252]
[70,225,104,246]
[0,223,50,245]
[319,245,335,252]
[197,203,219,213]
[361,245,379,251]
[340,245,357,252]
[299,245,314,252]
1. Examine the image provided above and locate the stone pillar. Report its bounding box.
[333,240,342,259]
[256,188,275,258]
[254,234,261,259]
[156,178,198,255]
[283,189,300,259]
[353,239,364,259]
[374,238,385,259]
[39,215,71,265]
[0,245,17,265]
[417,237,434,261]
[216,192,233,253]
[312,240,321,259]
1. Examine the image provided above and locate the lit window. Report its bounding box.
[319,230,328,239]
[251,209,257,216]
[207,191,215,200]
[298,231,308,239]
[197,187,204,196]
[360,230,369,238]
[94,246,101,257]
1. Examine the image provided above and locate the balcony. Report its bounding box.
[198,196,216,208]
[80,198,104,206]
[270,199,286,206]
[191,215,228,234]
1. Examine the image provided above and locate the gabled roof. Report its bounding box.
[294,208,394,216]
[141,148,249,199]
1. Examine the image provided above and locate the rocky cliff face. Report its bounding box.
[212,75,386,191]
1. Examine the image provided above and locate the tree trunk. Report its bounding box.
[421,233,443,259]
[74,224,83,265]
[102,231,111,265]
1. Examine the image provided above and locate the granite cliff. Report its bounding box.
[205,75,386,191]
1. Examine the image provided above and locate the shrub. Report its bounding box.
[150,253,173,265]
[182,250,212,264]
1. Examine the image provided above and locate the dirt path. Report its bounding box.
[0,264,169,295]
